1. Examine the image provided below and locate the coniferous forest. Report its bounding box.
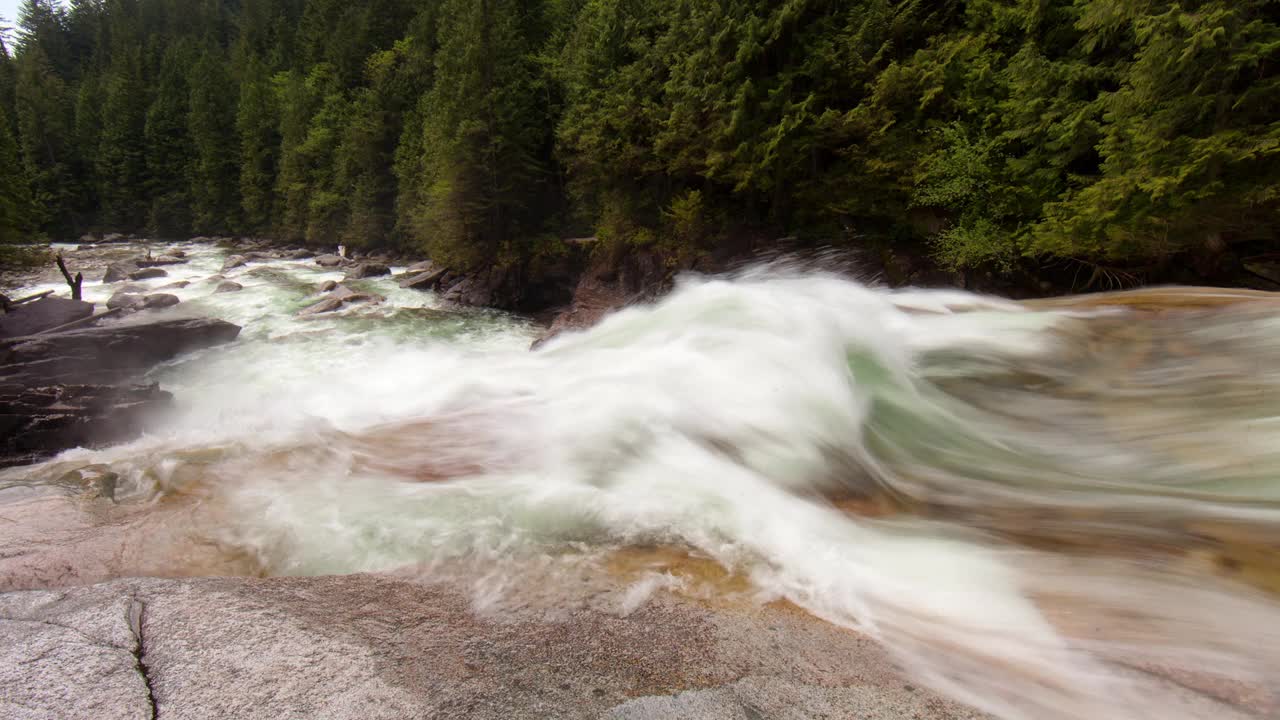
[1,0,1277,279]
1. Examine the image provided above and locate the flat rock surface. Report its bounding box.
[0,297,95,338]
[0,575,987,720]
[0,317,242,386]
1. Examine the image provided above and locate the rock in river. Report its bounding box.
[0,317,242,387]
[141,293,180,309]
[127,267,168,281]
[221,255,249,272]
[0,297,94,338]
[343,262,391,280]
[398,266,449,291]
[106,291,144,310]
[0,383,172,468]
[214,281,243,294]
[315,254,346,268]
[0,317,240,466]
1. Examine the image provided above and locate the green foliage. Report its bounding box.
[0,111,37,244]
[144,45,194,237]
[236,56,279,232]
[187,47,240,233]
[1,0,1276,275]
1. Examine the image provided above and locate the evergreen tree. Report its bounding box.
[0,110,36,243]
[236,55,280,232]
[145,44,194,237]
[95,48,148,229]
[187,46,240,233]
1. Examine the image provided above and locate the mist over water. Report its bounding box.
[4,242,1280,719]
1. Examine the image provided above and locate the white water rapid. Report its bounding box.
[3,241,1279,720]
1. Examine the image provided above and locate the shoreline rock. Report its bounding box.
[0,297,95,339]
[0,317,241,465]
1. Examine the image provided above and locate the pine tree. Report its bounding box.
[145,44,194,237]
[0,110,36,243]
[236,55,280,233]
[187,47,240,233]
[95,48,148,229]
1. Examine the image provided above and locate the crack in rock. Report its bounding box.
[126,597,159,720]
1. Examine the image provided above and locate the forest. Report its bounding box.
[1,0,1277,279]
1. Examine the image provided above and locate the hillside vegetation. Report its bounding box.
[2,0,1277,282]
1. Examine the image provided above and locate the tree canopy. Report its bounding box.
[3,0,1277,278]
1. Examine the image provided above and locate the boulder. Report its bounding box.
[142,293,180,309]
[0,297,95,338]
[167,249,187,259]
[136,256,187,268]
[285,249,315,260]
[221,255,248,272]
[297,297,346,316]
[0,383,173,468]
[318,280,338,293]
[156,281,190,290]
[404,259,435,274]
[298,289,383,316]
[0,318,242,387]
[329,284,357,300]
[398,266,449,291]
[101,262,138,283]
[106,292,144,310]
[213,281,243,294]
[315,254,346,268]
[343,263,391,280]
[127,267,168,281]
[204,275,226,284]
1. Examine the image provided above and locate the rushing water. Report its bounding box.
[3,241,1280,719]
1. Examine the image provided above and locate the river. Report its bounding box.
[2,239,1279,720]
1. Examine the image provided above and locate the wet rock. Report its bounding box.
[221,255,248,272]
[102,261,138,283]
[157,281,190,290]
[298,288,383,316]
[204,275,226,284]
[106,292,145,310]
[399,266,449,291]
[344,263,391,280]
[213,281,243,294]
[404,259,435,274]
[0,317,242,388]
[0,297,95,339]
[286,248,315,260]
[136,256,187,268]
[315,254,346,268]
[127,267,168,281]
[142,293,180,309]
[1244,262,1280,287]
[319,280,338,293]
[0,383,173,468]
[297,297,346,316]
[168,249,187,259]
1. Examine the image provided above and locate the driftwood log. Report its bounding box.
[55,253,83,301]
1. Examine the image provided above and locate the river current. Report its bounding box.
[3,240,1279,720]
